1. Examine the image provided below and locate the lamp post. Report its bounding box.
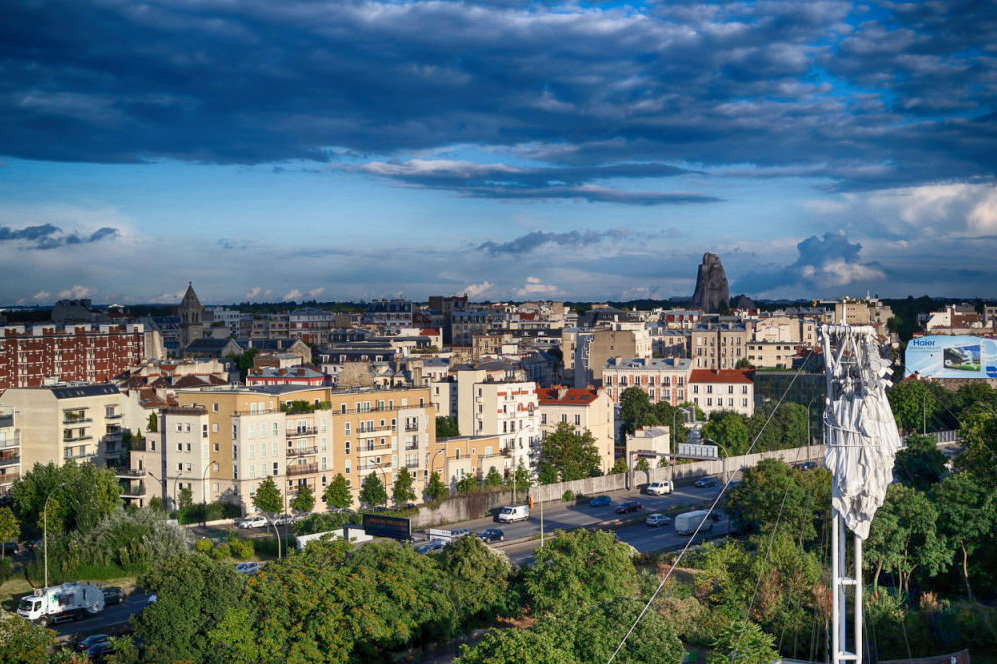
[704,438,730,484]
[44,483,67,588]
[430,449,445,492]
[370,459,389,507]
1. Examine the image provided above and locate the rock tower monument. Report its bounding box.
[690,252,730,313]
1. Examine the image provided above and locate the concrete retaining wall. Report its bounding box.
[409,490,515,528]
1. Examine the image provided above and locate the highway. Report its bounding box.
[52,591,153,639]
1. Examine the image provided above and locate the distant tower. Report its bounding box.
[176,282,205,348]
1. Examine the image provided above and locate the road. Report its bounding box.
[52,591,152,638]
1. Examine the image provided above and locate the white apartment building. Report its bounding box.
[461,380,540,471]
[688,369,754,417]
[0,406,21,497]
[536,386,615,473]
[602,357,693,406]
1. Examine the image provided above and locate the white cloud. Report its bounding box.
[32,290,52,302]
[282,289,303,301]
[245,287,272,300]
[800,261,886,287]
[515,276,559,298]
[463,281,494,299]
[57,285,95,300]
[307,287,326,298]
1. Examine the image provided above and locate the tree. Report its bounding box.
[727,458,830,546]
[707,619,778,664]
[932,472,996,597]
[132,553,245,664]
[735,357,754,369]
[360,472,388,507]
[956,405,997,484]
[0,507,19,559]
[456,475,479,495]
[537,422,601,482]
[147,413,158,433]
[252,477,283,516]
[747,401,808,452]
[509,464,531,494]
[618,387,657,434]
[482,466,504,489]
[0,610,59,664]
[391,467,417,505]
[888,379,937,433]
[456,622,575,664]
[290,484,315,514]
[323,473,353,509]
[650,401,690,446]
[178,486,193,512]
[436,416,460,438]
[9,461,121,538]
[426,471,449,502]
[894,434,947,491]
[701,410,750,456]
[611,457,628,474]
[439,534,516,629]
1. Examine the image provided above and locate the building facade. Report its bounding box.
[602,357,693,405]
[536,386,615,473]
[0,406,21,497]
[688,369,755,417]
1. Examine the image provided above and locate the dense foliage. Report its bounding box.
[9,461,121,538]
[536,422,601,483]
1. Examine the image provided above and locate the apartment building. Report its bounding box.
[602,357,693,406]
[573,328,652,388]
[0,323,151,389]
[536,386,615,473]
[153,385,436,512]
[465,380,539,471]
[752,315,817,346]
[689,324,750,370]
[0,384,126,469]
[688,369,754,417]
[0,406,21,497]
[289,308,337,345]
[746,342,800,369]
[430,434,508,489]
[365,300,414,331]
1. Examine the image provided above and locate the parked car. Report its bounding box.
[235,562,262,575]
[645,513,672,528]
[694,477,720,488]
[495,505,530,523]
[0,541,17,556]
[237,515,268,529]
[589,495,612,507]
[87,640,115,660]
[72,634,110,652]
[796,461,818,471]
[273,513,296,526]
[477,528,505,543]
[450,528,472,539]
[416,540,446,554]
[615,501,643,514]
[643,481,674,496]
[101,586,124,605]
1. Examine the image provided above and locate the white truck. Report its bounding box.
[674,510,714,536]
[644,481,674,496]
[17,582,105,624]
[495,505,530,523]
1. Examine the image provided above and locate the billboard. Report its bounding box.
[905,335,997,379]
[361,513,412,540]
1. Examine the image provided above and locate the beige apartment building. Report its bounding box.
[689,325,751,370]
[536,386,615,473]
[574,328,652,388]
[0,384,127,469]
[147,385,436,513]
[602,357,693,406]
[0,406,21,497]
[688,369,754,417]
[752,316,817,346]
[429,434,508,489]
[745,342,800,369]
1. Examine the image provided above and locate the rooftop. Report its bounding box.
[689,369,754,384]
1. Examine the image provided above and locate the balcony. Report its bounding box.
[121,482,147,497]
[64,449,95,460]
[287,463,319,477]
[0,452,20,467]
[358,461,392,473]
[0,432,20,449]
[357,425,394,437]
[105,413,123,420]
[404,423,420,432]
[405,461,420,469]
[0,415,13,429]
[287,427,318,437]
[232,408,281,416]
[0,471,20,485]
[357,442,393,456]
[115,468,146,478]
[63,417,93,425]
[404,443,419,451]
[63,435,93,443]
[287,446,318,457]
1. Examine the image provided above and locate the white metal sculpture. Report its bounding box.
[821,325,903,664]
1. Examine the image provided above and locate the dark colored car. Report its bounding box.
[0,541,17,556]
[73,634,110,652]
[101,586,124,605]
[796,461,818,471]
[694,477,720,488]
[417,540,446,554]
[87,641,115,660]
[589,495,611,507]
[614,501,642,514]
[477,528,505,543]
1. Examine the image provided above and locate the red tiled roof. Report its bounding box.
[535,386,598,405]
[420,328,439,336]
[520,313,537,320]
[689,369,753,384]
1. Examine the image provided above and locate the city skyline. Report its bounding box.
[2,0,995,304]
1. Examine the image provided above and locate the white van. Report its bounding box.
[644,481,674,496]
[496,505,530,523]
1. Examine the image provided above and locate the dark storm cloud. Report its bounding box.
[1,0,994,188]
[0,224,118,250]
[738,232,887,294]
[478,229,631,255]
[355,160,714,204]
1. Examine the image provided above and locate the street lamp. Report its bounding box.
[704,438,730,484]
[44,483,67,588]
[369,459,389,507]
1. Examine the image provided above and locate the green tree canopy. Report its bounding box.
[956,405,997,485]
[618,387,657,435]
[391,467,417,505]
[746,401,809,452]
[537,422,602,482]
[0,507,19,558]
[252,477,283,515]
[706,619,778,664]
[9,461,122,538]
[323,473,353,509]
[701,410,751,456]
[360,472,388,507]
[439,534,516,630]
[482,466,504,489]
[894,434,947,491]
[436,416,460,438]
[931,472,997,597]
[425,471,449,502]
[290,484,315,514]
[178,486,193,512]
[888,379,938,433]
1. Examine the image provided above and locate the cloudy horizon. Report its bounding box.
[2,0,995,305]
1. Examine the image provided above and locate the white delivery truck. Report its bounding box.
[17,582,106,624]
[674,510,714,536]
[495,505,530,523]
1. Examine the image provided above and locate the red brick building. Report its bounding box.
[0,323,148,390]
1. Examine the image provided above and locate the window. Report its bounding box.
[249,424,256,439]
[272,441,278,457]
[214,443,219,452]
[177,462,183,472]
[345,460,351,474]
[321,457,327,471]
[233,444,238,459]
[250,403,258,414]
[322,475,328,486]
[345,441,351,455]
[320,437,327,451]
[213,403,219,412]
[232,424,238,439]
[273,422,279,436]
[186,442,192,452]
[249,444,255,460]
[344,422,351,435]
[561,414,567,423]
[541,414,547,424]
[185,463,191,473]
[250,465,256,479]
[212,423,218,433]
[574,415,581,426]
[177,443,183,452]
[176,423,183,433]
[202,424,208,437]
[273,462,279,476]
[341,403,347,414]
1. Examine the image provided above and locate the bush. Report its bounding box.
[0,557,12,584]
[210,543,231,560]
[194,538,214,554]
[562,490,575,502]
[253,537,281,558]
[228,538,254,559]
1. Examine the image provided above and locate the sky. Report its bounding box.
[1,0,995,305]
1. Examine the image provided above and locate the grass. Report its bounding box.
[1,566,138,611]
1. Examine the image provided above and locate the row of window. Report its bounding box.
[691,385,750,395]
[693,397,750,409]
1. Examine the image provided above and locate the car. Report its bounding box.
[101,586,124,605]
[235,562,263,575]
[796,461,818,471]
[496,505,530,523]
[0,541,17,556]
[417,540,446,554]
[615,501,643,514]
[477,528,505,543]
[694,477,720,488]
[87,640,115,660]
[237,515,268,529]
[273,513,296,526]
[450,528,472,539]
[645,513,672,527]
[72,634,110,652]
[589,495,612,507]
[643,481,674,496]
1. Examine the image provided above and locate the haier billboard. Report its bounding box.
[905,335,997,379]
